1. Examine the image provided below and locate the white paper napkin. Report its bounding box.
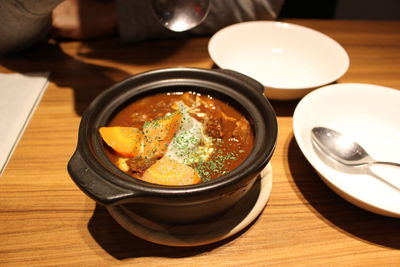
[0,72,49,175]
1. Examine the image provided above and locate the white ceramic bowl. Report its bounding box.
[293,83,400,218]
[208,21,350,100]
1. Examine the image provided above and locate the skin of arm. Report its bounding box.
[51,0,117,40]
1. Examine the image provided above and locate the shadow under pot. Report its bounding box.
[68,67,277,224]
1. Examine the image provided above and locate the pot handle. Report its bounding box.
[68,150,139,206]
[215,69,265,94]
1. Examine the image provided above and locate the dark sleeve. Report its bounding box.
[191,0,285,35]
[115,0,285,43]
[0,0,64,55]
[115,0,181,42]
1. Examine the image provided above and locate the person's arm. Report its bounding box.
[115,0,179,43]
[115,0,285,43]
[51,0,117,40]
[192,0,285,35]
[0,0,64,55]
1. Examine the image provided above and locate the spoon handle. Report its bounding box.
[372,161,400,168]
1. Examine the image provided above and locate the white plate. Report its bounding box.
[293,83,400,218]
[208,21,349,100]
[108,163,272,247]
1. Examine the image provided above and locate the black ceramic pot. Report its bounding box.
[68,67,277,224]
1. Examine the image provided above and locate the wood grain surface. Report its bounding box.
[0,20,399,266]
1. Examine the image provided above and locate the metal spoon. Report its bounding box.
[311,127,400,168]
[150,0,210,32]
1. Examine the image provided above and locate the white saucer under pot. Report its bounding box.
[108,164,273,247]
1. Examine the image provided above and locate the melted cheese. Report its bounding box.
[166,102,213,164]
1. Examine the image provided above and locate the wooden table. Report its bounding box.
[1,19,399,266]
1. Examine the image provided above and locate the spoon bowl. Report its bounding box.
[311,127,400,168]
[151,0,210,32]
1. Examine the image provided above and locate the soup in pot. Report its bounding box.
[99,92,254,186]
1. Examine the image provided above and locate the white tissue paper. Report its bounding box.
[0,72,49,175]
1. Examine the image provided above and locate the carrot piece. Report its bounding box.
[142,111,182,159]
[142,157,201,185]
[99,127,143,157]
